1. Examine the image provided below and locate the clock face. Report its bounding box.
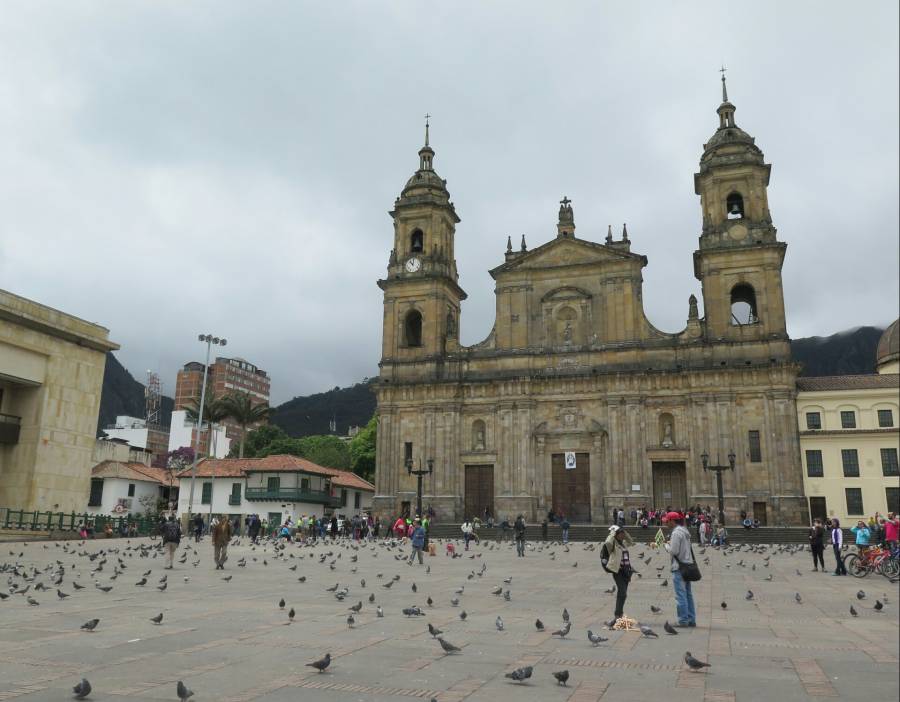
[405,257,421,273]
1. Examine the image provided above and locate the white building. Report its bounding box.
[88,438,178,516]
[102,415,171,460]
[175,454,374,527]
[167,409,230,459]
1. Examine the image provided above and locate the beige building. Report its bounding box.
[798,321,900,523]
[0,288,118,511]
[374,81,808,525]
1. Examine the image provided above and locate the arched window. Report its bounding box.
[404,310,423,347]
[410,229,424,253]
[730,283,758,325]
[726,192,744,219]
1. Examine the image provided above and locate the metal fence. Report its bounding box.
[0,507,160,537]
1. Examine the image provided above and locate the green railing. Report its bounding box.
[0,508,161,537]
[244,487,340,506]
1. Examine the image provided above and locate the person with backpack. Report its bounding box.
[600,525,635,626]
[514,514,526,557]
[808,518,826,571]
[664,511,697,628]
[162,514,181,569]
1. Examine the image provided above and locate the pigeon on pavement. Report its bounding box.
[428,623,443,638]
[535,618,545,631]
[176,680,194,700]
[684,651,711,671]
[80,619,100,632]
[150,613,163,624]
[664,621,678,635]
[874,600,884,611]
[850,605,858,617]
[552,670,569,686]
[437,637,461,654]
[640,625,658,638]
[650,605,661,613]
[306,653,332,672]
[72,678,91,699]
[587,630,608,646]
[552,621,571,637]
[505,666,533,683]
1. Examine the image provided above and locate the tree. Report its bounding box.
[349,415,377,481]
[183,393,230,457]
[297,435,351,470]
[165,446,194,484]
[233,424,288,458]
[219,392,272,458]
[257,436,305,457]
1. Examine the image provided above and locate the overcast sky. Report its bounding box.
[1,2,897,405]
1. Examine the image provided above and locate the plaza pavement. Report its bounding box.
[0,534,897,702]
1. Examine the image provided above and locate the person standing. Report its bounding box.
[461,518,473,550]
[850,520,871,553]
[600,525,634,625]
[211,515,232,569]
[192,513,203,543]
[408,518,426,565]
[514,514,526,557]
[560,515,571,544]
[808,518,825,572]
[831,518,847,576]
[884,512,899,551]
[541,518,548,541]
[664,512,696,627]
[162,514,181,570]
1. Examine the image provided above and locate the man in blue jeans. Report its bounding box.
[664,511,696,627]
[408,518,426,565]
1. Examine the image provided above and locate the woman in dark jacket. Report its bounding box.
[808,518,825,571]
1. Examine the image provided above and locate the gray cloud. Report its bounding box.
[1,1,897,404]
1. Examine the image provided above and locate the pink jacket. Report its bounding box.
[884,519,899,542]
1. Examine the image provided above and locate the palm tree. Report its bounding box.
[220,392,272,458]
[183,393,230,457]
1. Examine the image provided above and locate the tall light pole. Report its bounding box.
[186,333,226,518]
[701,450,736,526]
[405,457,434,519]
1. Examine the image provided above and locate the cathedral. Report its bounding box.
[373,78,807,526]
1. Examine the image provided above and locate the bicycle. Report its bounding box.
[844,546,892,578]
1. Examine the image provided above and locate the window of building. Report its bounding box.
[127,483,135,497]
[747,430,762,462]
[403,310,423,347]
[726,192,745,219]
[805,450,824,477]
[266,476,280,492]
[881,448,899,476]
[404,442,413,465]
[878,409,894,428]
[88,479,104,507]
[845,488,864,516]
[410,229,424,253]
[886,487,900,515]
[730,283,758,325]
[231,483,241,502]
[841,449,860,477]
[354,492,361,509]
[341,489,348,507]
[840,411,856,429]
[806,412,822,430]
[201,482,212,504]
[301,478,310,492]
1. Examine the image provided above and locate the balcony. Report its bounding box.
[228,495,241,506]
[0,414,21,445]
[244,487,340,506]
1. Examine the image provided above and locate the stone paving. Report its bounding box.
[0,535,897,701]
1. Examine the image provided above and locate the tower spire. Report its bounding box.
[418,114,435,171]
[720,65,728,102]
[715,67,736,129]
[424,113,430,147]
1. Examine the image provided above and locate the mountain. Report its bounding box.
[790,326,884,377]
[96,353,173,436]
[270,379,377,438]
[98,326,885,439]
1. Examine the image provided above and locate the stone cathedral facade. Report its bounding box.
[373,81,807,525]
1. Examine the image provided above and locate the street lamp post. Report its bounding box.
[405,457,434,519]
[701,450,736,526]
[186,333,227,519]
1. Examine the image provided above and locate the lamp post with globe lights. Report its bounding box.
[701,450,736,526]
[405,456,434,519]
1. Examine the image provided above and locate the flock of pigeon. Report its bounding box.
[1,533,892,698]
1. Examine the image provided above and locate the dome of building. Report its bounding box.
[876,318,899,373]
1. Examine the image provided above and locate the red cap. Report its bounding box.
[663,511,684,522]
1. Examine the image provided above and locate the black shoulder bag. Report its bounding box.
[674,546,702,582]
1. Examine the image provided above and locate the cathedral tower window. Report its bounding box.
[726,192,744,219]
[410,229,424,253]
[403,309,423,347]
[730,283,758,325]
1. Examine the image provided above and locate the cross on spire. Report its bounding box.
[719,65,728,102]
[424,113,431,147]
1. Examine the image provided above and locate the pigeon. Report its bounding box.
[27,596,40,606]
[640,625,658,638]
[376,606,384,617]
[96,585,113,593]
[505,665,533,683]
[135,578,147,586]
[795,593,803,604]
[150,613,163,624]
[157,582,167,592]
[552,669,570,686]
[368,593,375,603]
[426,596,433,607]
[587,630,608,646]
[856,590,866,600]
[428,623,443,638]
[80,619,100,632]
[297,576,306,583]
[745,590,754,600]
[850,605,858,617]
[450,597,460,606]
[402,606,424,617]
[278,598,285,609]
[347,614,355,628]
[306,653,331,672]
[551,621,570,637]
[437,637,461,654]
[562,607,570,622]
[176,680,194,700]
[604,586,616,594]
[661,579,668,587]
[495,616,504,631]
[721,601,727,609]
[650,605,661,613]
[491,586,502,595]
[684,651,711,671]
[535,618,545,631]
[459,610,467,621]
[349,601,363,613]
[73,678,91,699]
[664,621,678,635]
[874,599,884,611]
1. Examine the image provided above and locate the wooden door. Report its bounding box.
[652,462,687,511]
[551,453,591,523]
[752,501,768,526]
[464,465,494,521]
[808,497,827,523]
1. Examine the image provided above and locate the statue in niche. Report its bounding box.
[662,420,674,448]
[472,420,486,451]
[563,321,572,343]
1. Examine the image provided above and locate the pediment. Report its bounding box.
[490,236,645,277]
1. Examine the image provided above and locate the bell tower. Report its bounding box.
[378,118,467,379]
[693,71,788,348]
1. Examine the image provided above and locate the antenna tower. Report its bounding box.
[145,370,161,426]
